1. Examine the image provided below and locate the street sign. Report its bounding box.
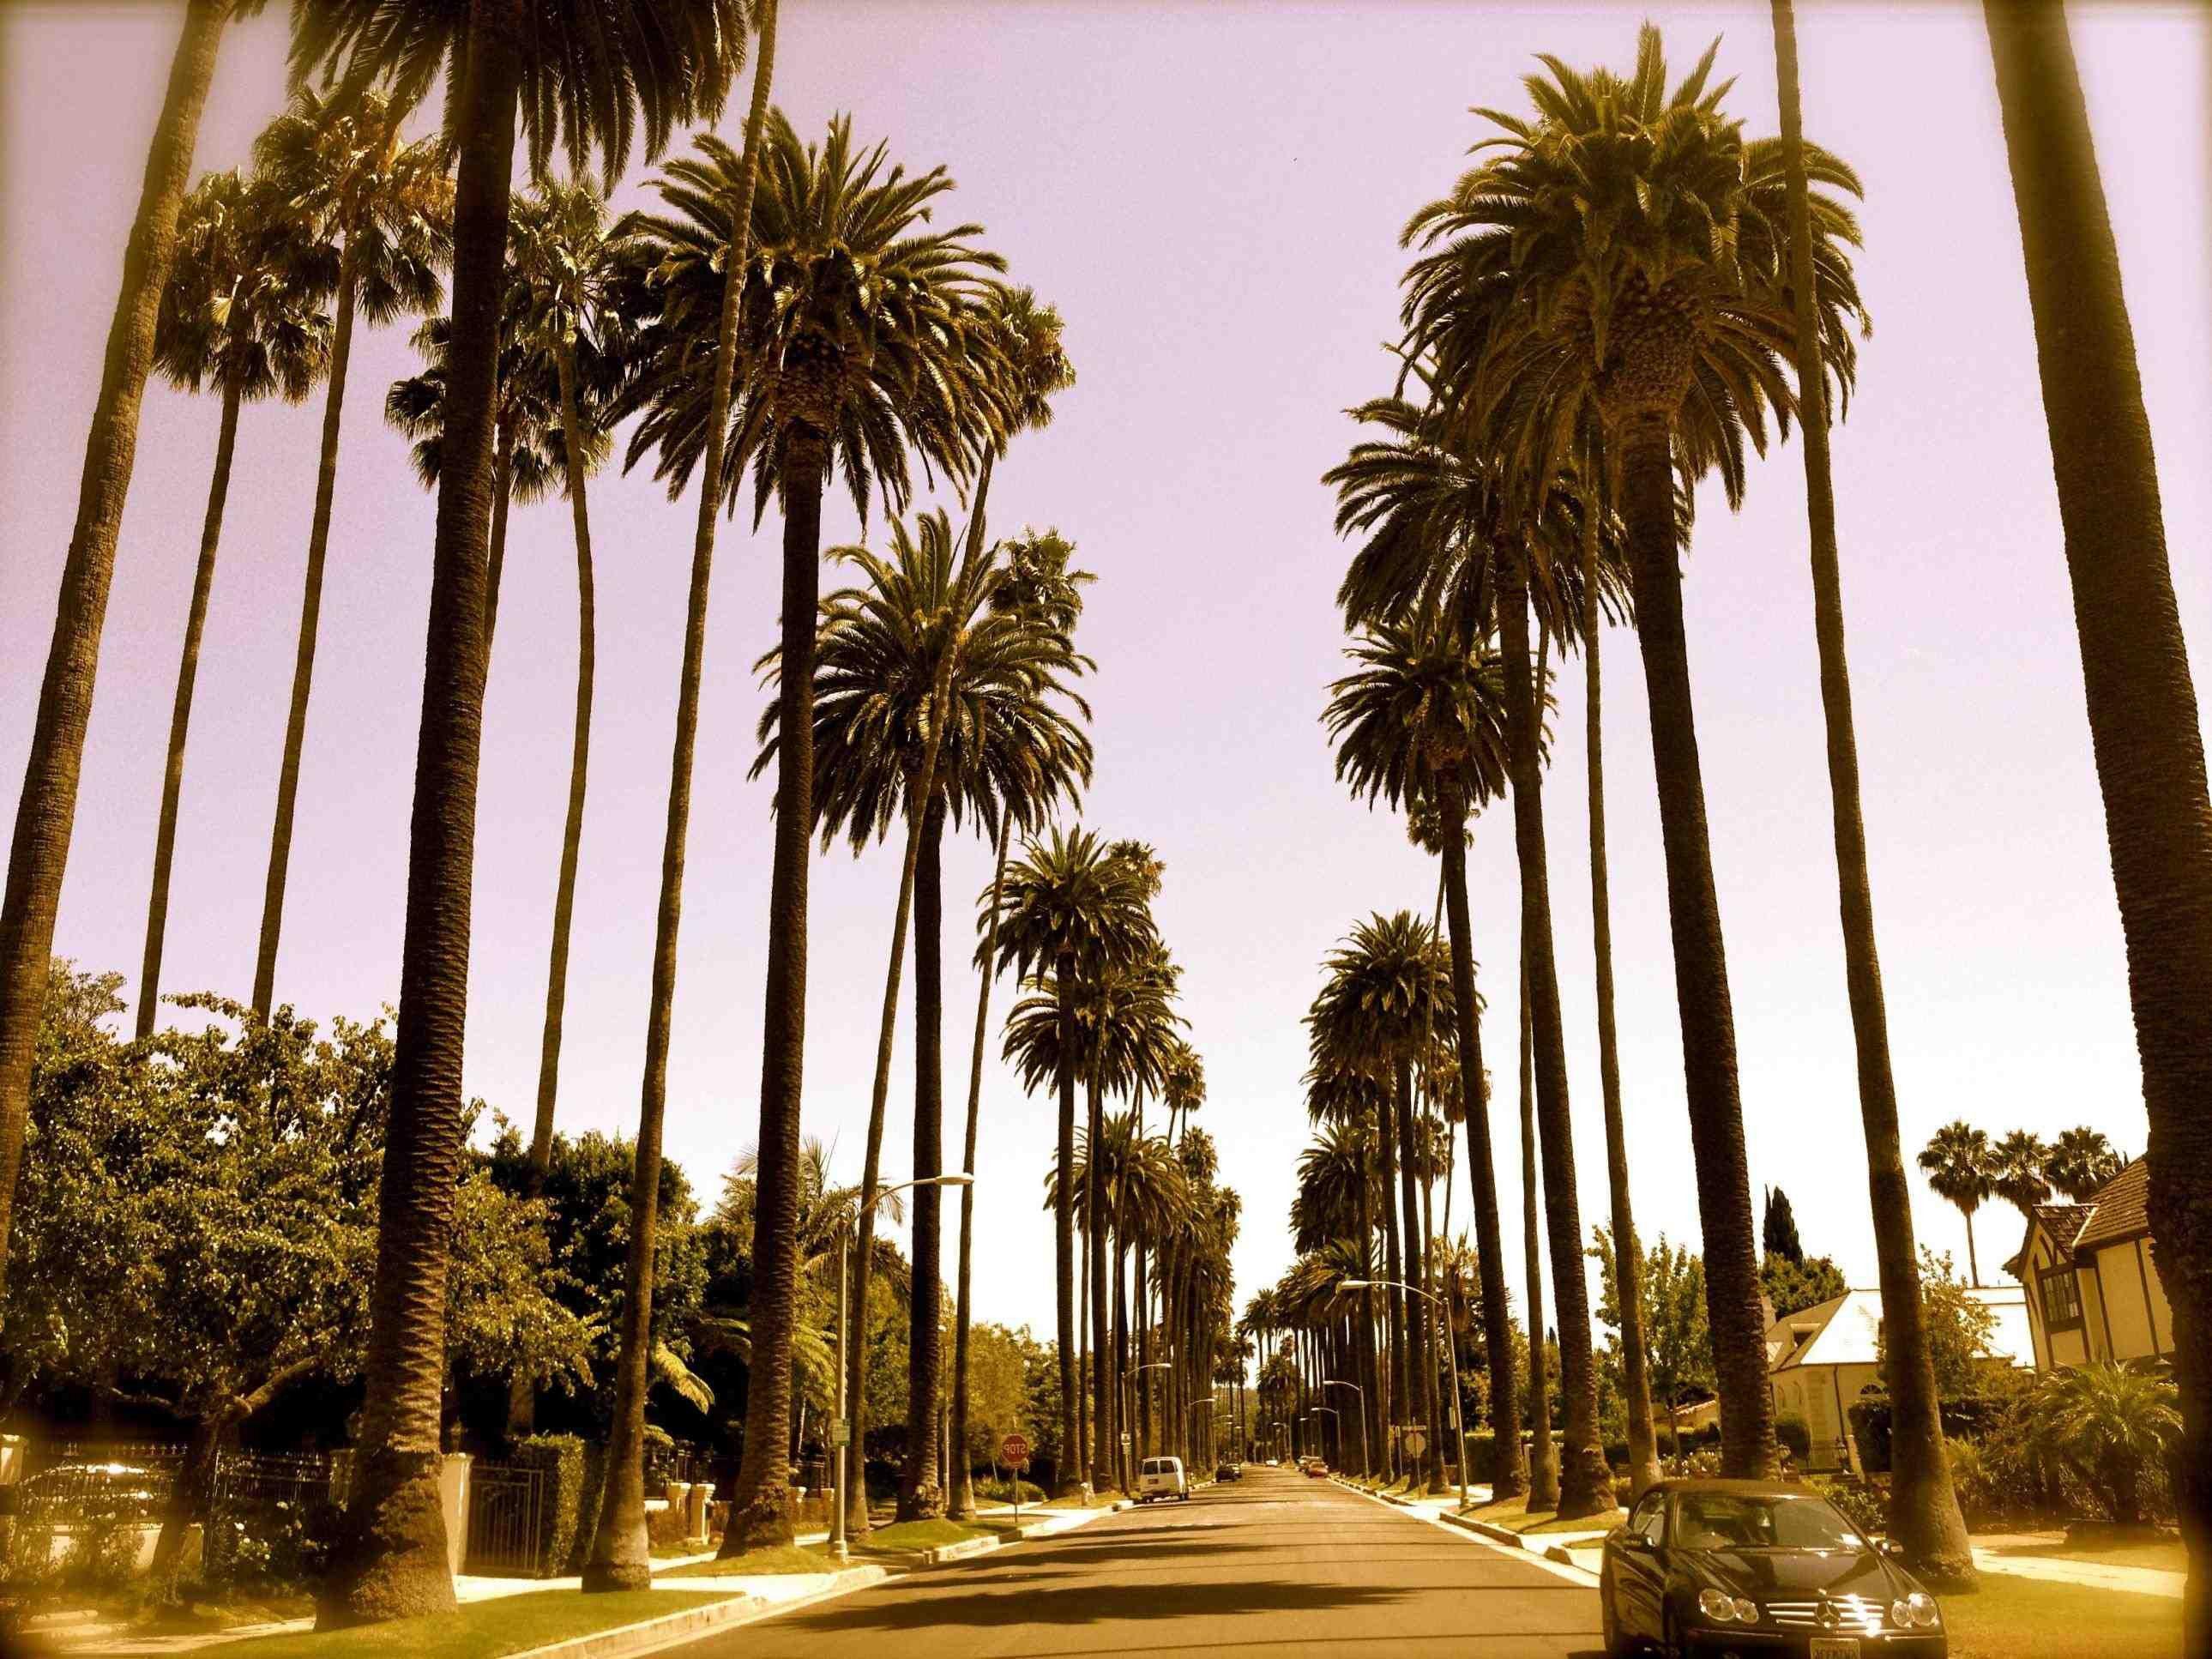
[831,1421,852,1446]
[1000,1432,1031,1467]
[1401,1427,1428,1457]
[1119,1433,1132,1447]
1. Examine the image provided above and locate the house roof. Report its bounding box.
[2072,1160,2151,1253]
[1764,1286,2034,1373]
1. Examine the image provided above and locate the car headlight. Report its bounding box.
[1732,1596,1759,1623]
[1891,1599,1914,1631]
[1697,1588,1743,1625]
[1908,1591,1941,1629]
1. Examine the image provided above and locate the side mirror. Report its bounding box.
[1620,1531,1653,1552]
[1878,1538,1905,1559]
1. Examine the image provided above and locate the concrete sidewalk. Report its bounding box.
[1968,1533,2185,1600]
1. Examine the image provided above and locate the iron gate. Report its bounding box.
[464,1461,550,1577]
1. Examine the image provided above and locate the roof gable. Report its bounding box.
[2072,1160,2149,1254]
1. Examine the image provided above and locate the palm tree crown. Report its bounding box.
[157,169,332,405]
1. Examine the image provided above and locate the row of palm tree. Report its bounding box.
[1280,11,2209,1623]
[1919,1122,2127,1286]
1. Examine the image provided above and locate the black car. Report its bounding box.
[1214,1463,1242,1482]
[1599,1479,1946,1657]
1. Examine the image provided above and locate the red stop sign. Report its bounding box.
[1001,1433,1031,1466]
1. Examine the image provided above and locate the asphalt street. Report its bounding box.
[690,1466,1605,1658]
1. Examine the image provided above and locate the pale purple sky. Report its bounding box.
[4,3,2208,1351]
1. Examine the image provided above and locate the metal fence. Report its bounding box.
[463,1461,551,1578]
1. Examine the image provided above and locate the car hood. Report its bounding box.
[1691,1549,1900,1599]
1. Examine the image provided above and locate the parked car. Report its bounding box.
[1214,1463,1242,1482]
[1137,1456,1190,1503]
[1301,1457,1328,1478]
[1599,1479,1946,1657]
[11,1463,168,1524]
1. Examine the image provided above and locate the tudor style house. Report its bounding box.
[2005,1159,2173,1372]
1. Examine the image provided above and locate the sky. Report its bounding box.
[3,2,2209,1365]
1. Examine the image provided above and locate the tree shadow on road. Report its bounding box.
[769,1574,1417,1633]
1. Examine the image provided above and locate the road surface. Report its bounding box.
[691,1466,1604,1657]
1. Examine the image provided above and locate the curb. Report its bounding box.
[915,1535,999,1566]
[510,1569,888,1659]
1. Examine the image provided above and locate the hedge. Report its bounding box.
[512,1435,592,1578]
[1775,1416,1812,1463]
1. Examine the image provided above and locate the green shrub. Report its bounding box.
[1811,1475,1889,1540]
[1463,1432,1496,1482]
[975,1476,1045,1505]
[512,1435,588,1579]
[565,1442,609,1576]
[1775,1416,1811,1463]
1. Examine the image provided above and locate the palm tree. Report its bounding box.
[2046,1128,2122,1203]
[994,830,1158,1492]
[617,106,1009,1549]
[1918,1123,1994,1288]
[1403,27,1869,1480]
[136,168,332,1041]
[248,87,452,1020]
[292,0,751,1625]
[761,509,1091,1524]
[0,0,270,1303]
[1518,942,1558,1510]
[1982,10,2212,1623]
[1992,1131,2053,1222]
[949,526,1093,1519]
[1768,0,1972,1580]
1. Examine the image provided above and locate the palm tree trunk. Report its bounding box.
[1962,1209,1980,1290]
[1495,570,1610,1517]
[0,0,233,1271]
[1769,0,1974,1586]
[1437,782,1525,1499]
[948,821,1012,1519]
[1113,1230,1130,1490]
[1578,498,1661,1503]
[1520,941,1558,1511]
[1375,1082,1407,1446]
[1617,413,1775,1481]
[253,235,361,1021]
[899,800,951,1519]
[1416,1083,1446,1491]
[136,373,242,1040]
[1985,3,2212,1634]
[1054,957,1082,1495]
[1395,1059,1444,1493]
[1357,1143,1384,1477]
[318,3,521,1626]
[1087,1062,1112,1493]
[484,418,516,661]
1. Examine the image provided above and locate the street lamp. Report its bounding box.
[1323,1379,1371,1481]
[1343,1278,1468,1506]
[1308,1403,1341,1469]
[833,1173,974,1563]
[1123,1361,1172,1490]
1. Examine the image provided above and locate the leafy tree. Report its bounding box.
[1761,1252,1847,1319]
[1594,1228,1713,1455]
[138,169,331,1040]
[1982,4,2212,1632]
[1878,1251,1999,1404]
[1763,1187,1805,1264]
[290,0,752,1620]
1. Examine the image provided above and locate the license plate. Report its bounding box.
[1810,1642,1861,1659]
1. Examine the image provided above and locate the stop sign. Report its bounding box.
[1001,1432,1031,1466]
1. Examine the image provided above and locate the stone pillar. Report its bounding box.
[685,1482,714,1543]
[439,1453,473,1577]
[0,1435,23,1486]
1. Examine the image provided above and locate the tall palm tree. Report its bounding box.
[761,509,1092,1524]
[1992,1130,2053,1222]
[0,0,269,1302]
[994,829,1158,1492]
[950,526,1093,1519]
[248,87,452,1020]
[1320,596,1526,1496]
[1982,12,2212,1620]
[293,0,751,1625]
[1769,0,1971,1580]
[1918,1122,1994,1288]
[618,106,1010,1549]
[1518,941,1558,1509]
[137,168,332,1041]
[2046,1128,2122,1203]
[1403,27,1869,1480]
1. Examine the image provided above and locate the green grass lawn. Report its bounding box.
[1464,1498,1626,1536]
[1943,1576,2181,1659]
[211,1590,738,1659]
[657,1546,829,1578]
[854,1519,993,1553]
[2010,1539,2187,1575]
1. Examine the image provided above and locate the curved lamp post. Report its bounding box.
[1323,1378,1371,1480]
[834,1173,974,1563]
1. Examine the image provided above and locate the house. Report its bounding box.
[1763,1286,2034,1473]
[2004,1159,2173,1372]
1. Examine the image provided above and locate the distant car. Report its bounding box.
[1302,1457,1328,1478]
[1263,1457,1280,1467]
[1214,1463,1241,1482]
[1136,1456,1190,1503]
[1600,1478,1947,1657]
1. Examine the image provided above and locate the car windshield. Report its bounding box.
[1673,1493,1865,1552]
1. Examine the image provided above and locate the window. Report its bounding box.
[1630,1493,1667,1546]
[2040,1267,2083,1332]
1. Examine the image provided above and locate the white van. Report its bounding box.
[1137,1456,1190,1503]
